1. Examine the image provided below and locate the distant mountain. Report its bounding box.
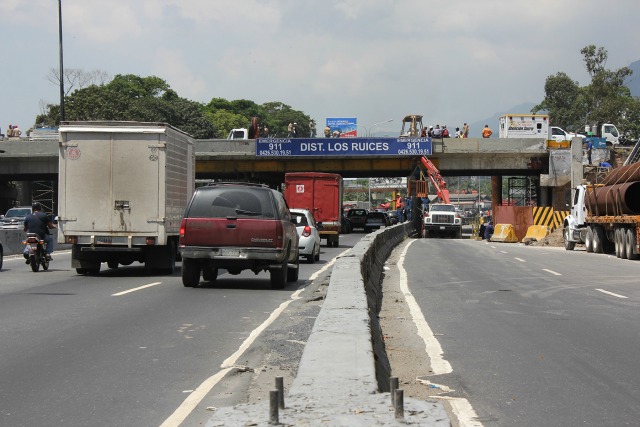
[626,59,640,97]
[471,60,640,138]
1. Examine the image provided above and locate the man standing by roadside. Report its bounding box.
[482,124,493,138]
[396,194,404,223]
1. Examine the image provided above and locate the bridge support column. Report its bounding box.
[539,186,550,207]
[491,176,502,211]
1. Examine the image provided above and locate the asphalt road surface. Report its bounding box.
[0,231,367,427]
[391,237,640,426]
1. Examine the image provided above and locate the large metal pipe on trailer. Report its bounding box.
[586,181,640,215]
[601,162,640,186]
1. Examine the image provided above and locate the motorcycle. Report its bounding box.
[23,233,50,272]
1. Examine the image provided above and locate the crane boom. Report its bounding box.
[419,156,451,204]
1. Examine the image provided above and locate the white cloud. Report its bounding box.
[2,0,640,134]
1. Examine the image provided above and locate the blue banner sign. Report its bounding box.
[326,117,357,137]
[256,137,432,157]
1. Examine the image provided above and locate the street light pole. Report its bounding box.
[58,0,65,121]
[367,119,394,137]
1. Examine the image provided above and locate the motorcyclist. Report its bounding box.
[23,202,56,263]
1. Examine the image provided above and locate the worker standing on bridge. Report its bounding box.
[309,120,316,138]
[482,125,492,138]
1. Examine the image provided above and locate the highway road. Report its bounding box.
[386,237,640,426]
[0,231,367,427]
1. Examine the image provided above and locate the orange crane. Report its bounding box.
[399,115,450,203]
[418,156,451,203]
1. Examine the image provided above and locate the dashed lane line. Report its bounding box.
[112,282,163,296]
[595,288,629,299]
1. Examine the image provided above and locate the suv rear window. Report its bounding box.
[187,187,276,219]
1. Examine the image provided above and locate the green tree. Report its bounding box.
[208,109,249,138]
[532,45,638,138]
[531,72,582,131]
[36,74,216,138]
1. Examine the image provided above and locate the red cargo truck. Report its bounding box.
[284,172,343,247]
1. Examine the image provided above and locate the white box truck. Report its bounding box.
[58,121,195,275]
[498,114,550,138]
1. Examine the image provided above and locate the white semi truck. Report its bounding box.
[563,162,640,259]
[57,121,195,275]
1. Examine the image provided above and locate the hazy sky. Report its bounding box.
[2,0,640,138]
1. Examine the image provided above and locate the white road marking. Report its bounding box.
[112,282,162,296]
[161,287,305,426]
[159,368,233,427]
[596,288,629,299]
[399,240,451,375]
[399,240,482,425]
[500,251,508,254]
[436,396,484,427]
[308,248,351,281]
[514,257,526,262]
[542,269,562,276]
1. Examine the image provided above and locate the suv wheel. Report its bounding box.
[270,258,288,289]
[287,255,299,282]
[182,258,201,287]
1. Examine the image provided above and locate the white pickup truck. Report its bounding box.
[422,203,462,238]
[227,128,249,140]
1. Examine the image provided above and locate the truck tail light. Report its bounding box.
[146,237,156,245]
[302,225,311,237]
[67,236,78,244]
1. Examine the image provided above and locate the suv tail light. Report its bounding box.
[180,219,187,238]
[275,220,284,247]
[302,225,311,237]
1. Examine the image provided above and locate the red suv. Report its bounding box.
[179,183,299,288]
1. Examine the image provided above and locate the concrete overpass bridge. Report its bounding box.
[0,136,557,211]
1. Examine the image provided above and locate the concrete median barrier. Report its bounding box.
[0,229,67,255]
[490,224,519,243]
[522,225,550,243]
[209,222,449,425]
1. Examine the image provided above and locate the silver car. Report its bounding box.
[0,206,32,229]
[290,208,321,263]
